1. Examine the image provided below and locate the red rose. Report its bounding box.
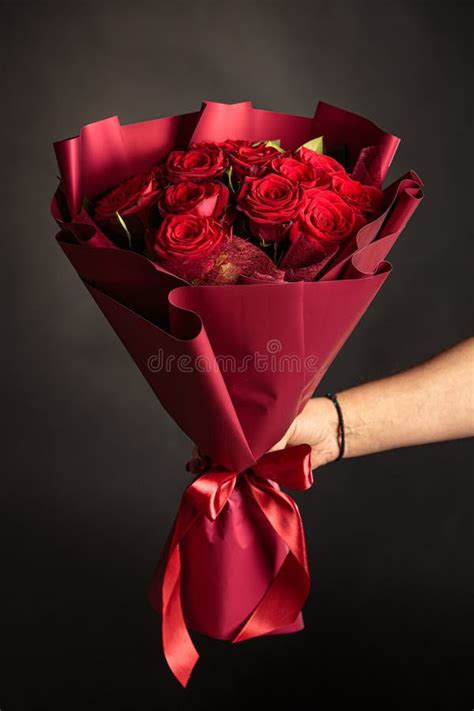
[229,141,284,179]
[294,148,345,189]
[166,143,227,183]
[331,172,384,216]
[290,189,364,244]
[146,215,226,281]
[94,171,163,244]
[236,174,303,242]
[94,171,161,221]
[159,181,229,220]
[270,155,318,188]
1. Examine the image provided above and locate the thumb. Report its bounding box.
[268,419,297,453]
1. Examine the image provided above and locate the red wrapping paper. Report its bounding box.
[51,100,423,686]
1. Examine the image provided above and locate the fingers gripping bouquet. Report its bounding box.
[51,100,423,686]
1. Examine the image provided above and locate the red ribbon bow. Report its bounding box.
[148,443,313,687]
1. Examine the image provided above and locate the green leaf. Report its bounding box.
[225,166,235,193]
[298,136,324,154]
[116,211,132,249]
[265,139,285,153]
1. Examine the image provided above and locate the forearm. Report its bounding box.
[337,338,474,458]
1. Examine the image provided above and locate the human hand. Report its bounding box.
[269,397,340,469]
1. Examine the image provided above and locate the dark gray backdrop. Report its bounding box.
[1,1,473,709]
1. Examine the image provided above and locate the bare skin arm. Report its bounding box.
[271,338,474,468]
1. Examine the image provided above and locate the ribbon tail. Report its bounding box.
[233,479,310,643]
[149,499,200,687]
[162,543,199,687]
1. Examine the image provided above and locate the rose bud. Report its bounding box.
[159,181,229,220]
[331,172,384,217]
[236,174,303,243]
[294,147,345,189]
[94,170,163,247]
[146,215,227,282]
[166,143,227,183]
[289,188,365,244]
[270,155,318,189]
[229,141,284,179]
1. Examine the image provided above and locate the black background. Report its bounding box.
[1,1,473,709]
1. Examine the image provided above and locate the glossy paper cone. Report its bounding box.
[51,100,423,684]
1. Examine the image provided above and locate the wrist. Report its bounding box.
[312,396,341,465]
[336,389,368,459]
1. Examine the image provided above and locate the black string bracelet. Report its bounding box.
[324,393,345,461]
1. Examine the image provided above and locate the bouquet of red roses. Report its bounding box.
[51,100,423,686]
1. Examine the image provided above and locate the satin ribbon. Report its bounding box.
[148,444,313,687]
